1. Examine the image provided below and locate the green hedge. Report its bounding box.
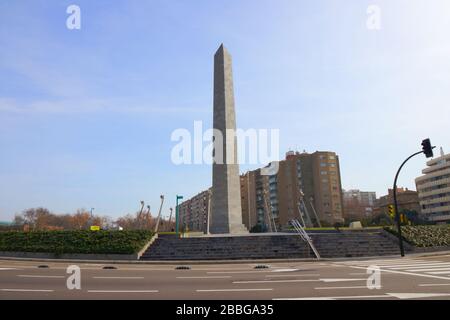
[385,225,450,247]
[0,230,154,255]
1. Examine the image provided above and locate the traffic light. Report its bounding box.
[388,205,396,219]
[422,138,434,158]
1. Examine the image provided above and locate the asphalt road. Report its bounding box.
[1,254,450,300]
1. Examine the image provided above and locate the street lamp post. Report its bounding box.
[175,195,183,237]
[393,139,435,257]
[154,195,165,233]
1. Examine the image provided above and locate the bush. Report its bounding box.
[250,224,267,233]
[385,225,450,247]
[0,230,154,254]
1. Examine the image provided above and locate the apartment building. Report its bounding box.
[241,151,344,229]
[177,189,210,233]
[415,149,450,223]
[343,189,377,219]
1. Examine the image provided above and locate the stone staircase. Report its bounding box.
[140,234,312,261]
[309,230,401,258]
[139,230,401,261]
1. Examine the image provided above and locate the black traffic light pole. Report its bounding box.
[393,151,424,257]
[393,139,435,257]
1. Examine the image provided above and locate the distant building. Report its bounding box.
[375,188,421,216]
[180,150,345,232]
[415,148,450,223]
[178,189,210,233]
[241,151,344,229]
[343,189,377,220]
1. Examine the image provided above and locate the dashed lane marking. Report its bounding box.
[17,275,64,279]
[0,288,54,292]
[196,288,273,292]
[87,290,159,293]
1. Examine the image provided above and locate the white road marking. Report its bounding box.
[265,274,320,278]
[271,268,299,272]
[404,267,450,272]
[176,276,232,279]
[349,273,368,276]
[387,292,450,299]
[92,276,145,279]
[196,288,273,292]
[349,265,450,281]
[315,286,371,290]
[419,283,450,287]
[428,271,450,275]
[233,278,366,284]
[207,271,273,274]
[0,268,19,271]
[274,295,389,300]
[233,279,319,284]
[17,275,64,279]
[0,288,54,292]
[321,278,366,283]
[338,259,428,265]
[88,290,159,293]
[390,263,450,270]
[274,292,450,300]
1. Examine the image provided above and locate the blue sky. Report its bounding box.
[1,0,449,221]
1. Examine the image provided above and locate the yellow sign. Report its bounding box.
[90,226,100,231]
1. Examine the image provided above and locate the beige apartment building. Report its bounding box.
[241,151,344,230]
[415,149,450,223]
[180,151,344,232]
[178,189,210,233]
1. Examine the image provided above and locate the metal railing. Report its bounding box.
[290,219,321,260]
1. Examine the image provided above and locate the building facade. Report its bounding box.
[343,189,377,220]
[241,151,345,229]
[178,189,210,233]
[415,150,450,223]
[180,150,345,232]
[375,188,421,216]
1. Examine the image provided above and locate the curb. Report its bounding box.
[1,250,450,265]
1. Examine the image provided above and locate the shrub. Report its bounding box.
[0,230,154,254]
[385,225,450,247]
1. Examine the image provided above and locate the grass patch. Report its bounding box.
[0,230,154,254]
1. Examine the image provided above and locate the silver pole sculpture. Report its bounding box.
[297,201,307,228]
[137,201,145,229]
[154,195,165,233]
[309,196,322,228]
[168,207,173,232]
[146,205,151,229]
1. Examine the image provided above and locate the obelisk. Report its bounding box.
[210,44,248,234]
